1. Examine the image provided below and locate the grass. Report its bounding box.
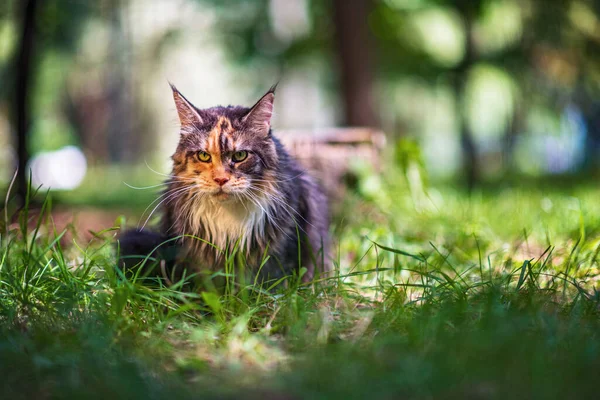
[2,163,600,399]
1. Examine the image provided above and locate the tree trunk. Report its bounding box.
[332,0,378,128]
[502,97,525,172]
[453,8,478,192]
[14,0,40,204]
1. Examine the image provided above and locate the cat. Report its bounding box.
[118,84,330,286]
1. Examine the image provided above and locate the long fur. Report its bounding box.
[118,86,329,284]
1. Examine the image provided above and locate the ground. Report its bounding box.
[2,163,600,399]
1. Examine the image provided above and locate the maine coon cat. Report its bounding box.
[119,84,329,284]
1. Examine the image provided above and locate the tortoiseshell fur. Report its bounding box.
[119,85,329,284]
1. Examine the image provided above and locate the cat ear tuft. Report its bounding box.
[170,83,203,132]
[242,86,276,136]
[268,82,278,94]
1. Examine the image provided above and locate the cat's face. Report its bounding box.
[170,85,278,202]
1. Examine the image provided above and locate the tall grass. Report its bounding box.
[2,169,600,399]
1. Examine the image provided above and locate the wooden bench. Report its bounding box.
[278,128,386,198]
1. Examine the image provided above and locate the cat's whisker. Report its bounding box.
[250,171,307,184]
[242,190,292,240]
[139,185,200,230]
[138,188,181,228]
[170,190,207,233]
[139,190,187,231]
[259,197,312,235]
[234,192,250,213]
[169,189,209,236]
[144,160,175,179]
[137,184,195,228]
[249,184,315,231]
[143,161,199,183]
[123,182,169,190]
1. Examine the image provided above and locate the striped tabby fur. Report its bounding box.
[119,85,329,283]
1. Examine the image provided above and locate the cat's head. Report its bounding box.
[169,84,279,202]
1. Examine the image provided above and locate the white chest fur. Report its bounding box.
[186,197,267,253]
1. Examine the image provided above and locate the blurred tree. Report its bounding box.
[196,0,490,187]
[372,0,600,183]
[62,0,158,166]
[332,0,378,127]
[194,0,380,126]
[451,0,485,191]
[4,0,94,203]
[13,0,39,203]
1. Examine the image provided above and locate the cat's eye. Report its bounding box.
[197,151,211,162]
[232,151,248,162]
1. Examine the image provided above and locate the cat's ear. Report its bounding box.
[242,84,277,136]
[170,83,203,132]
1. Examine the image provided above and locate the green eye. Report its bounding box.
[232,150,248,162]
[197,151,211,162]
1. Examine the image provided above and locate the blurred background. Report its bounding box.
[1,0,600,211]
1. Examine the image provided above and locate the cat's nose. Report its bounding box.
[213,177,230,186]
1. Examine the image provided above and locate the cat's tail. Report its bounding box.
[116,229,180,281]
